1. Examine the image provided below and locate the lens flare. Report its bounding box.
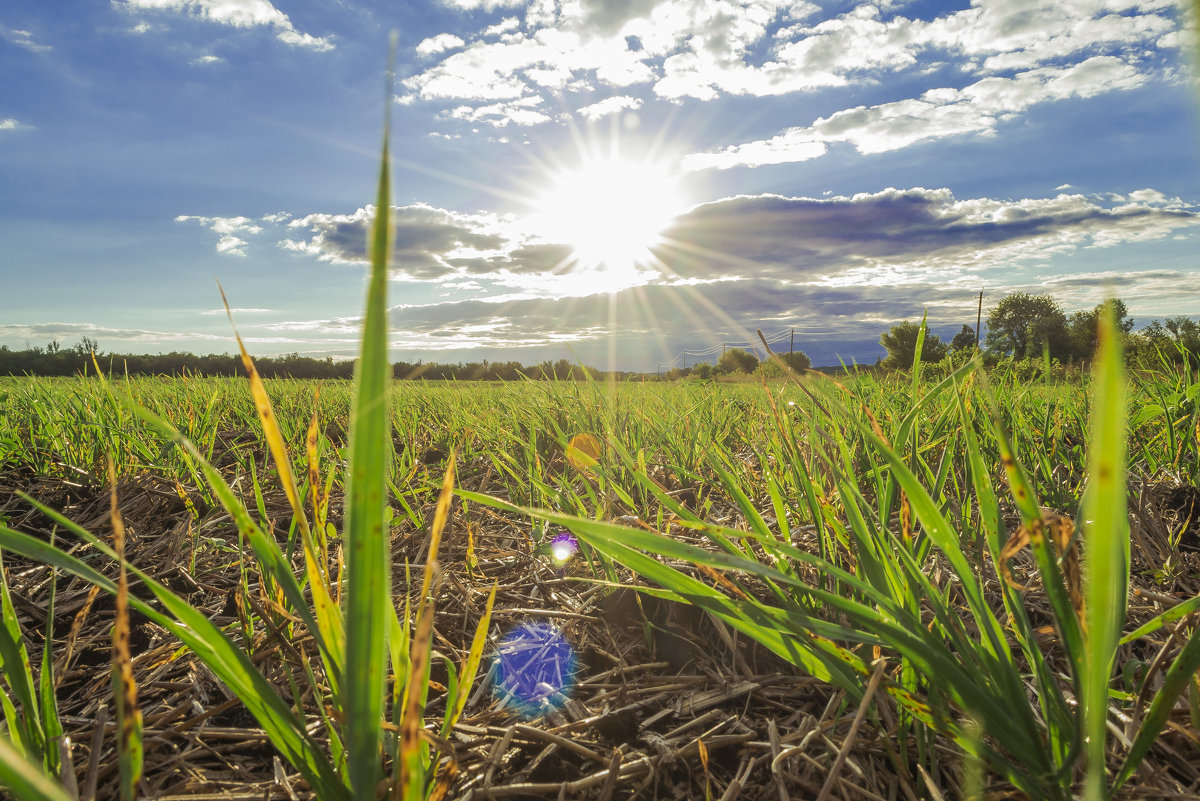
[566,432,601,473]
[549,531,578,564]
[493,621,577,719]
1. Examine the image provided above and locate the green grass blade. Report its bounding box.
[37,549,62,778]
[1083,299,1129,801]
[0,548,43,765]
[0,735,73,801]
[447,580,497,731]
[121,400,342,688]
[343,52,395,799]
[1121,595,1200,644]
[0,513,350,801]
[1115,624,1200,790]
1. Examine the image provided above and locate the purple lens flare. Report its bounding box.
[549,531,578,564]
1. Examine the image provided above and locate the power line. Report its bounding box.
[646,327,806,373]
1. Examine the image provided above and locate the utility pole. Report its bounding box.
[975,291,983,349]
[790,328,794,354]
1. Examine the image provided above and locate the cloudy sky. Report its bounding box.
[3,0,1199,369]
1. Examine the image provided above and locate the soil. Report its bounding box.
[2,459,1199,801]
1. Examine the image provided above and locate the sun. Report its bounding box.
[530,156,685,290]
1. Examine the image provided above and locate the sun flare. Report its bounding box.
[531,156,685,291]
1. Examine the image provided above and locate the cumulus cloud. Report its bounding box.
[444,0,527,9]
[577,94,642,120]
[0,118,30,132]
[445,95,552,126]
[281,204,527,279]
[400,0,1179,128]
[117,0,334,51]
[276,187,1200,299]
[653,187,1200,284]
[176,214,264,256]
[684,56,1147,169]
[416,33,465,57]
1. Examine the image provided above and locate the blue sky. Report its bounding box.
[2,0,1199,370]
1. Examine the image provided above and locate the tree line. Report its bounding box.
[878,294,1200,371]
[2,293,1195,380]
[0,340,606,381]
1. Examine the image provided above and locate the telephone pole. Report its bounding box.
[975,291,983,349]
[790,328,794,354]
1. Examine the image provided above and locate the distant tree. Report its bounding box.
[72,337,100,356]
[779,350,812,372]
[691,362,714,379]
[1065,299,1134,361]
[880,320,948,370]
[1151,316,1200,365]
[985,293,1069,359]
[950,325,976,352]
[1164,316,1200,349]
[718,348,759,374]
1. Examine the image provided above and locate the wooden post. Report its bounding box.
[975,291,983,349]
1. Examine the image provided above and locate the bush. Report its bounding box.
[779,351,811,372]
[718,348,759,374]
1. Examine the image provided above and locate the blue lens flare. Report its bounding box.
[493,621,576,718]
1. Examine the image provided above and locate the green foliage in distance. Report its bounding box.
[718,347,759,374]
[986,292,1069,360]
[880,318,947,369]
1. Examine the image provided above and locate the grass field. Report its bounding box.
[0,346,1198,799]
[2,105,1199,801]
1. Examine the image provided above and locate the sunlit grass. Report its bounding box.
[0,85,1198,801]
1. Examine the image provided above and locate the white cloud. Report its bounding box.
[176,214,264,255]
[0,322,226,344]
[0,118,30,132]
[443,0,526,9]
[576,94,642,120]
[117,0,334,51]
[1127,188,1170,204]
[446,96,552,126]
[216,236,249,255]
[2,26,52,52]
[416,33,465,57]
[401,0,1178,129]
[483,16,521,37]
[685,56,1147,169]
[200,307,273,315]
[191,54,224,65]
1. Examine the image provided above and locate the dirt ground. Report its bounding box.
[2,460,1199,801]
